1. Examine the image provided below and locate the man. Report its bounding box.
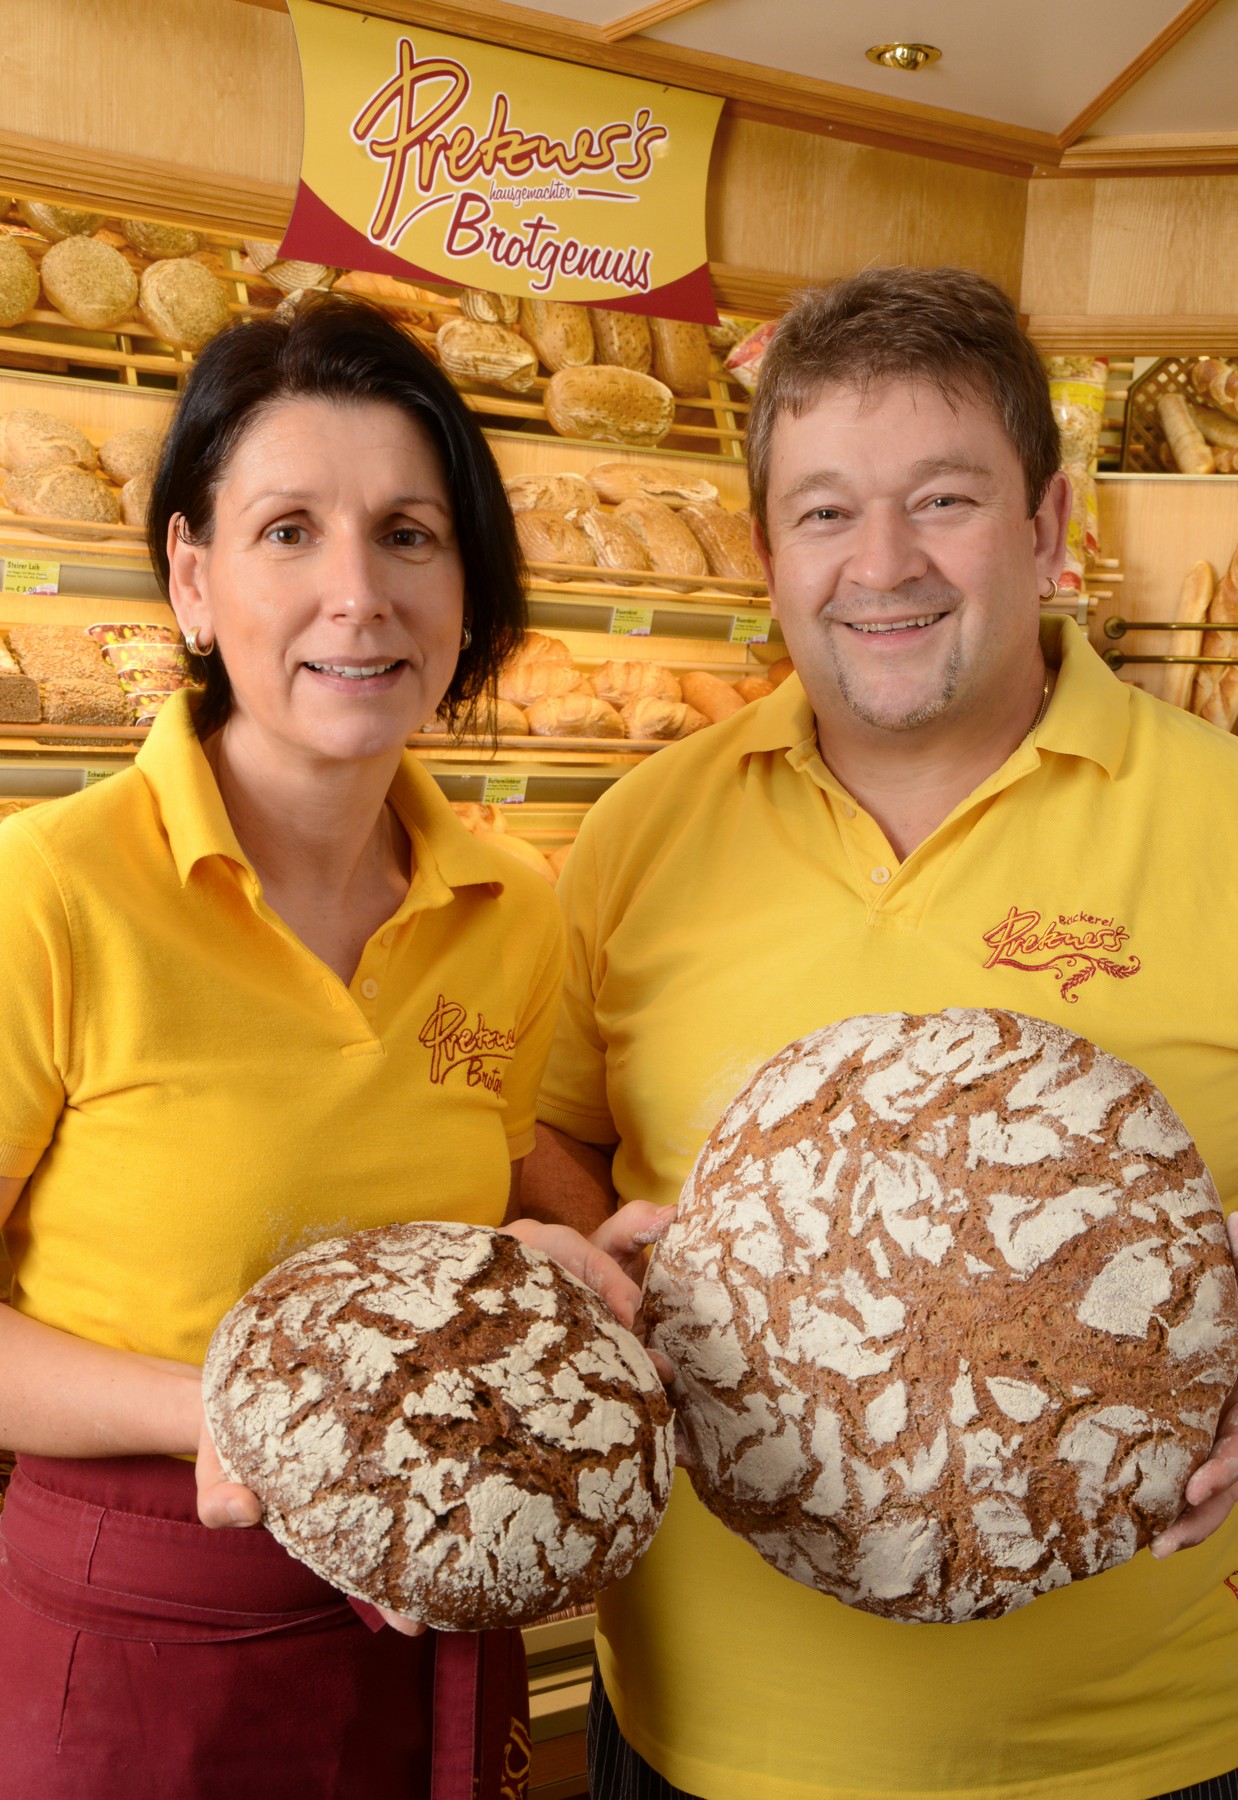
[527,267,1238,1800]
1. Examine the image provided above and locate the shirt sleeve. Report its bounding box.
[536,825,619,1147]
[0,818,71,1179]
[501,887,568,1161]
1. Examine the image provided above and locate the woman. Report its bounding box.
[0,297,658,1799]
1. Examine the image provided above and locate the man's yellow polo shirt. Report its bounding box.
[0,690,563,1367]
[539,618,1238,1800]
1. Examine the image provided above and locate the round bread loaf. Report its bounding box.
[40,236,138,329]
[645,1008,1238,1624]
[139,258,230,351]
[0,236,40,328]
[119,471,152,528]
[121,218,201,260]
[16,202,104,241]
[4,464,120,531]
[99,426,163,483]
[0,408,96,472]
[204,1221,674,1629]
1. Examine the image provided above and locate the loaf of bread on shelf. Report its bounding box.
[506,631,573,668]
[121,219,201,260]
[514,508,595,576]
[120,471,152,527]
[1190,541,1238,730]
[16,202,104,241]
[620,696,707,740]
[589,309,652,373]
[1190,406,1238,451]
[1158,394,1214,474]
[457,289,520,327]
[139,258,231,352]
[649,319,712,397]
[525,693,624,738]
[0,237,40,328]
[592,660,681,707]
[39,236,138,330]
[520,299,594,372]
[732,674,773,703]
[4,464,120,531]
[7,624,114,683]
[1214,450,1238,474]
[613,497,710,579]
[504,472,597,515]
[1190,359,1238,423]
[678,501,764,582]
[766,656,795,687]
[575,508,651,579]
[436,316,537,393]
[0,408,97,472]
[544,367,674,447]
[0,636,39,722]
[586,462,719,509]
[680,670,746,724]
[99,427,164,483]
[1162,561,1212,711]
[40,676,132,727]
[498,660,591,707]
[421,696,528,737]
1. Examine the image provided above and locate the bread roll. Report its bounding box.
[589,308,652,373]
[680,670,745,724]
[767,656,794,687]
[1190,405,1238,451]
[503,473,597,516]
[520,299,594,372]
[0,237,39,328]
[586,462,719,509]
[576,508,651,579]
[498,660,588,707]
[545,366,674,447]
[1190,541,1238,729]
[514,508,595,578]
[614,497,709,579]
[1190,358,1238,423]
[506,630,573,667]
[0,408,96,472]
[436,316,536,393]
[139,258,231,352]
[458,289,520,327]
[16,202,103,241]
[678,501,765,582]
[733,675,773,703]
[621,696,707,740]
[525,693,624,737]
[4,465,120,532]
[1159,394,1214,475]
[40,236,138,329]
[121,219,201,260]
[592,660,681,706]
[119,472,152,528]
[649,318,712,396]
[99,427,163,483]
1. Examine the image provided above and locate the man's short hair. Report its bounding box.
[746,266,1060,533]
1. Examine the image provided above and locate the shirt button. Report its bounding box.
[381,930,395,948]
[361,978,379,1000]
[870,867,891,885]
[842,804,856,818]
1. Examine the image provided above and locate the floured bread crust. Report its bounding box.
[645,1008,1238,1623]
[204,1222,674,1630]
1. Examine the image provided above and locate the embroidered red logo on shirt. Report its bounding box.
[419,994,516,1094]
[980,906,1142,1003]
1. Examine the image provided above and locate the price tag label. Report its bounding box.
[609,606,654,637]
[481,774,529,806]
[729,611,770,645]
[83,769,120,787]
[3,557,61,595]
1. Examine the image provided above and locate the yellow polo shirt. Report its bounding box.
[540,618,1238,1800]
[0,690,563,1366]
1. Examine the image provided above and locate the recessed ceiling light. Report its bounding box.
[865,43,942,72]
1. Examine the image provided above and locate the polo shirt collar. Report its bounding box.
[136,690,509,895]
[737,615,1130,780]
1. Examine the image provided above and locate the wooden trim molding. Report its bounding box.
[1057,132,1238,176]
[1056,0,1224,150]
[1028,315,1238,356]
[597,0,715,44]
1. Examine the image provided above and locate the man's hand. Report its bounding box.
[502,1202,674,1331]
[1152,1212,1238,1559]
[194,1406,263,1531]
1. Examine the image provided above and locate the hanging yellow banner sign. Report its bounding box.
[281,0,723,321]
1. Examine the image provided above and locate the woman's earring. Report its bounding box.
[460,623,472,651]
[185,627,215,657]
[1039,578,1059,601]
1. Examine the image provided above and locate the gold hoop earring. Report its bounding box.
[460,624,472,651]
[185,627,215,657]
[1039,578,1059,602]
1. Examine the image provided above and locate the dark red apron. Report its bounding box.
[0,1455,530,1800]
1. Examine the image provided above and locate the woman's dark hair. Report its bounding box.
[147,294,525,737]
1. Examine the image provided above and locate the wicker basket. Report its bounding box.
[1122,357,1196,471]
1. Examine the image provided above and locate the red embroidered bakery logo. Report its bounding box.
[980,906,1141,1004]
[418,993,515,1094]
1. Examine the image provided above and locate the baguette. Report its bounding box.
[1162,561,1212,711]
[544,367,674,447]
[678,501,764,582]
[589,308,652,373]
[649,319,713,397]
[1159,394,1214,474]
[1190,542,1238,729]
[519,299,594,372]
[613,497,709,579]
[680,670,746,724]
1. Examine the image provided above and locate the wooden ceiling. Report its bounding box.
[238,0,1238,175]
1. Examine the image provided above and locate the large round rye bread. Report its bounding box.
[644,1008,1238,1624]
[204,1221,674,1630]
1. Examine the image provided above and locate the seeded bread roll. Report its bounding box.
[515,508,595,578]
[0,237,40,327]
[576,508,651,580]
[203,1221,674,1629]
[121,219,202,260]
[614,497,709,579]
[679,501,765,583]
[99,426,163,484]
[520,298,594,372]
[4,464,120,532]
[620,696,707,739]
[649,318,713,397]
[680,670,745,724]
[504,473,597,516]
[436,317,536,393]
[16,202,103,241]
[545,367,674,448]
[0,408,97,472]
[589,308,652,373]
[498,660,589,707]
[525,693,624,738]
[646,1008,1238,1624]
[593,660,681,707]
[586,463,719,509]
[40,236,138,329]
[139,258,230,352]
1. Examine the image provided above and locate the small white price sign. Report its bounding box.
[3,557,61,595]
[481,774,529,805]
[609,606,654,637]
[729,611,770,645]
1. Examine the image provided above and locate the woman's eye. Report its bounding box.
[385,526,430,548]
[268,523,305,545]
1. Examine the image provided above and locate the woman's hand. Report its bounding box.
[1152,1213,1238,1558]
[194,1405,263,1531]
[502,1203,675,1331]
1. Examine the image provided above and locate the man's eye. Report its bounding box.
[808,507,843,522]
